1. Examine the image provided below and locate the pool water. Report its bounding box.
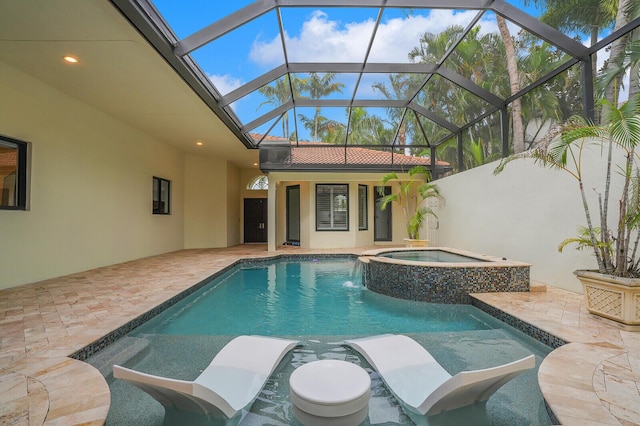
[379,250,488,263]
[136,258,493,336]
[90,257,552,425]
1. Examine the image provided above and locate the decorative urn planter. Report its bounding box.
[575,270,640,330]
[403,238,429,248]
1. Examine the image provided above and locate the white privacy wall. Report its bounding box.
[434,157,609,293]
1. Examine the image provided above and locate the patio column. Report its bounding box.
[267,174,277,252]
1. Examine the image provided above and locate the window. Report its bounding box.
[248,175,268,190]
[0,135,29,210]
[358,185,368,230]
[153,176,171,214]
[316,184,348,231]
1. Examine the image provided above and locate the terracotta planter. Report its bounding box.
[403,238,429,248]
[575,270,640,330]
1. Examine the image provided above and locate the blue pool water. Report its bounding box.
[135,258,493,336]
[92,257,552,425]
[379,250,488,263]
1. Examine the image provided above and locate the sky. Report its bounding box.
[150,1,621,141]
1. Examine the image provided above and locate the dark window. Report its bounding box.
[316,184,348,231]
[0,135,29,210]
[153,176,171,214]
[358,184,368,230]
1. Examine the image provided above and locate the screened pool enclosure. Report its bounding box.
[112,0,640,176]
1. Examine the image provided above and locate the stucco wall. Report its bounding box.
[226,164,241,247]
[183,154,230,249]
[0,62,185,289]
[435,157,607,293]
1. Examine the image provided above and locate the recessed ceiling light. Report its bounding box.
[63,56,78,64]
[196,141,204,146]
[253,162,258,166]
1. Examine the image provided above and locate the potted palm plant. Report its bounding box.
[378,165,441,247]
[495,96,640,328]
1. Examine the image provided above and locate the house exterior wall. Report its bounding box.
[266,172,410,249]
[226,164,241,247]
[0,62,185,289]
[183,154,232,249]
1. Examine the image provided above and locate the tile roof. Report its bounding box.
[252,134,450,169]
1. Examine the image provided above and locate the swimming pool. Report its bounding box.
[90,256,551,425]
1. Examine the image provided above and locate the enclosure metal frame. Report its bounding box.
[110,0,640,173]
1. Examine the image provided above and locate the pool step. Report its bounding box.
[530,282,547,292]
[87,336,149,377]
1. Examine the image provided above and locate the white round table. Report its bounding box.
[289,359,371,426]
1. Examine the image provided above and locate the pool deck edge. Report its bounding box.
[471,290,638,425]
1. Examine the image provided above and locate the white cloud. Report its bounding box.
[248,32,285,67]
[208,74,244,96]
[250,10,376,65]
[369,11,500,62]
[249,9,505,66]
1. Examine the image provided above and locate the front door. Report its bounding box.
[374,186,392,241]
[244,198,267,243]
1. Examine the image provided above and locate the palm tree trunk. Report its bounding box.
[604,0,632,110]
[592,25,601,124]
[313,107,320,141]
[580,180,607,272]
[615,151,635,275]
[497,15,525,154]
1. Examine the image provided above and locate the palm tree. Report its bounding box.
[496,15,525,154]
[523,0,617,122]
[378,166,441,240]
[519,42,584,148]
[372,74,424,147]
[299,73,345,141]
[257,75,304,138]
[346,107,391,145]
[409,25,510,165]
[600,0,640,108]
[409,27,474,129]
[297,113,345,142]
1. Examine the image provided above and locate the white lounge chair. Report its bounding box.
[345,334,535,424]
[113,335,300,425]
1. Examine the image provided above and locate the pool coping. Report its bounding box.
[1,246,636,425]
[360,246,532,268]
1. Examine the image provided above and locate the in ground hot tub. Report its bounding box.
[359,247,530,304]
